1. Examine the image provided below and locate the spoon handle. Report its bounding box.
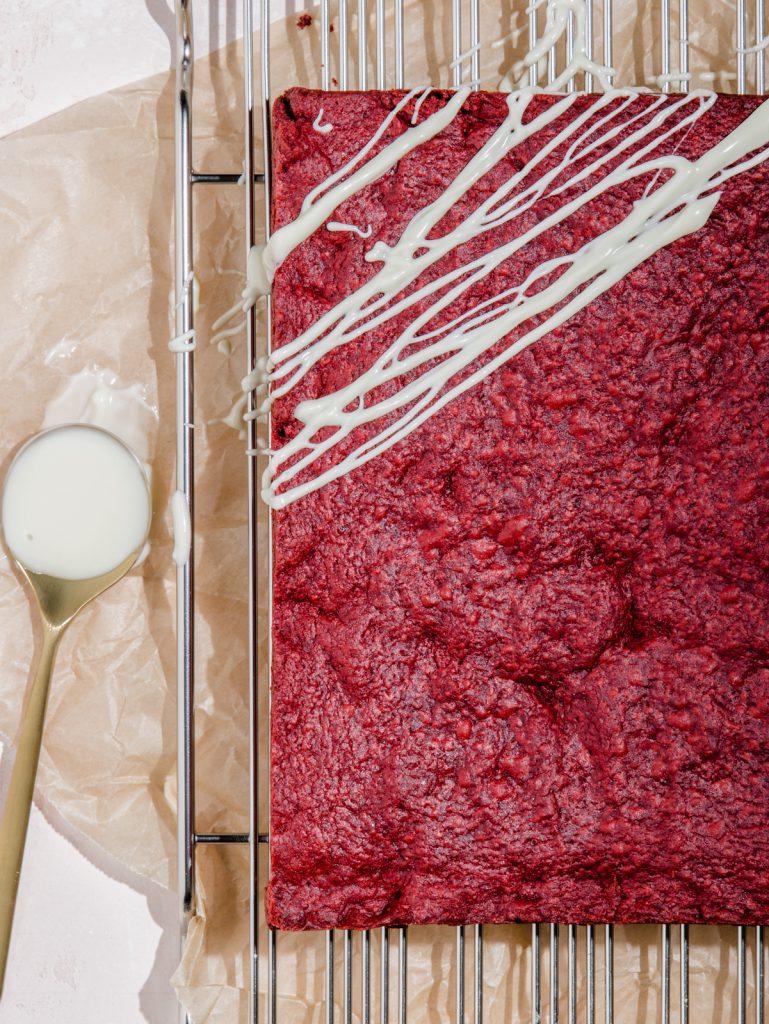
[0,623,60,996]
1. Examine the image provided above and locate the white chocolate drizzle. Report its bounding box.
[313,109,333,133]
[411,87,433,125]
[253,87,769,508]
[655,72,693,88]
[206,0,769,507]
[449,43,482,71]
[210,244,272,352]
[270,88,467,274]
[740,34,769,54]
[504,0,616,92]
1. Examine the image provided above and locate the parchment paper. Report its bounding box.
[0,1,761,1021]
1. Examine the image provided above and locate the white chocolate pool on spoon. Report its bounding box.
[3,424,151,580]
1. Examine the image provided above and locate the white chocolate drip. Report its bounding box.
[169,328,196,352]
[43,340,78,366]
[312,109,333,134]
[43,368,156,466]
[223,393,249,436]
[242,356,271,399]
[171,489,191,566]
[255,87,769,508]
[327,221,373,238]
[169,271,198,350]
[174,271,198,313]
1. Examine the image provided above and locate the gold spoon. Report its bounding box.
[0,424,151,995]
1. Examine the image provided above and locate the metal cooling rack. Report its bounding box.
[173,1,768,1022]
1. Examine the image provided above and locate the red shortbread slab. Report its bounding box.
[266,88,769,930]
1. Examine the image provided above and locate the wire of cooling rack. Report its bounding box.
[174,2,768,1023]
[173,4,262,1024]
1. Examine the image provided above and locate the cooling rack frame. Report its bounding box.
[172,1,768,1021]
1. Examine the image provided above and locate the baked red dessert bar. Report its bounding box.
[266,87,769,929]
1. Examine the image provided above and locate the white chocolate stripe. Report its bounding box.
[312,109,333,133]
[327,221,373,238]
